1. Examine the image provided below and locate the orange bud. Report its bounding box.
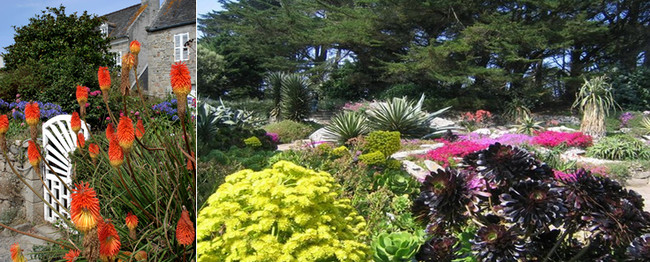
[10,243,26,262]
[27,141,41,169]
[106,123,115,141]
[125,212,138,231]
[24,102,40,126]
[98,219,121,261]
[170,62,192,97]
[70,112,81,134]
[63,249,80,262]
[135,119,144,139]
[176,207,194,246]
[88,144,99,159]
[117,116,134,152]
[108,137,123,167]
[98,67,111,91]
[0,115,8,135]
[77,133,85,149]
[76,86,88,106]
[130,40,141,55]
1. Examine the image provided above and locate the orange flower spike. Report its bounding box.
[135,119,145,139]
[122,53,135,70]
[70,182,101,233]
[125,212,138,239]
[24,102,40,126]
[106,123,115,141]
[130,40,141,55]
[98,219,121,261]
[98,66,111,91]
[27,141,41,170]
[117,116,134,152]
[176,207,195,246]
[108,137,124,167]
[70,112,81,134]
[0,114,8,135]
[170,62,192,97]
[63,249,80,262]
[10,243,26,262]
[77,133,85,149]
[88,143,99,159]
[76,85,88,106]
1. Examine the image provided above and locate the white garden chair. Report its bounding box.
[41,115,90,223]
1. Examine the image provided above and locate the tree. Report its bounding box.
[197,43,227,98]
[3,6,113,113]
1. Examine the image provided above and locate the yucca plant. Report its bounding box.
[197,101,218,155]
[512,112,544,135]
[280,73,312,122]
[640,116,650,134]
[504,99,532,123]
[0,40,195,261]
[267,71,285,119]
[367,94,449,138]
[572,76,619,138]
[324,111,369,144]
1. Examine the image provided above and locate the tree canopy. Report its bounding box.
[199,0,650,110]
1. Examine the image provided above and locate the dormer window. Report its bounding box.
[100,23,109,37]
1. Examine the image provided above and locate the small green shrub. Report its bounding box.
[324,111,370,144]
[366,131,401,157]
[243,136,262,147]
[359,151,386,166]
[197,161,370,261]
[587,135,650,160]
[331,145,349,157]
[264,120,315,143]
[371,231,421,262]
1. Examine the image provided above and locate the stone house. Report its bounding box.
[101,0,196,97]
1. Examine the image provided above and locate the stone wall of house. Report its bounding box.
[0,141,43,224]
[147,24,197,97]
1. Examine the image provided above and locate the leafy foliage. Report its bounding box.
[280,74,312,122]
[365,131,401,157]
[371,232,421,262]
[573,76,620,138]
[367,95,449,138]
[263,120,316,143]
[323,111,370,144]
[197,161,370,261]
[587,135,650,160]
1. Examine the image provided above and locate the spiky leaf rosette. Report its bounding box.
[471,224,527,262]
[415,235,459,262]
[464,143,547,187]
[627,234,650,261]
[413,168,485,231]
[588,199,650,248]
[499,180,567,233]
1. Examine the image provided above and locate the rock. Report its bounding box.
[420,143,444,150]
[0,228,11,237]
[423,160,443,172]
[430,117,455,128]
[402,160,428,182]
[392,149,429,160]
[561,148,586,160]
[620,128,631,134]
[547,126,578,133]
[308,128,334,142]
[15,223,32,232]
[472,128,491,136]
[642,135,650,141]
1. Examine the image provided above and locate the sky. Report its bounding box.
[0,0,153,53]
[197,0,223,37]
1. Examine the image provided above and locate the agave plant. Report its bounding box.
[323,111,369,144]
[197,101,218,154]
[512,112,544,135]
[367,94,450,138]
[371,232,421,262]
[280,73,312,122]
[572,75,620,138]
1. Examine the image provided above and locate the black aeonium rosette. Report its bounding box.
[627,233,650,261]
[415,235,459,262]
[471,224,527,262]
[499,179,567,232]
[464,143,551,186]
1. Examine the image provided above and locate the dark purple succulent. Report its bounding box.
[499,180,567,232]
[464,143,549,186]
[415,235,458,262]
[588,199,649,247]
[471,224,526,262]
[627,234,650,261]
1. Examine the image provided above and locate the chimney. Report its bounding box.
[142,0,161,25]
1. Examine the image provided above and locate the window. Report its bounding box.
[114,51,122,67]
[174,33,189,61]
[100,23,108,37]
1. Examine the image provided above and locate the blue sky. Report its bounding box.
[198,0,223,17]
[0,0,154,53]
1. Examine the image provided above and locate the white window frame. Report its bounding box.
[115,51,122,67]
[174,33,190,62]
[100,23,108,37]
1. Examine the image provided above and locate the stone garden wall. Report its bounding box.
[0,140,43,225]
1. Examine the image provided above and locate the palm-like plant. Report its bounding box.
[323,111,369,144]
[197,102,218,154]
[280,73,312,122]
[267,72,285,119]
[513,112,544,135]
[572,76,619,138]
[367,95,450,138]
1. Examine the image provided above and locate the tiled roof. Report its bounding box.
[102,4,143,39]
[147,0,196,32]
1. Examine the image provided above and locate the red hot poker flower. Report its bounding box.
[170,62,192,97]
[76,85,88,106]
[77,133,85,149]
[106,123,115,141]
[24,102,40,126]
[27,141,41,170]
[88,143,99,159]
[122,53,135,70]
[0,114,8,135]
[108,136,124,167]
[98,66,111,92]
[135,119,145,139]
[176,207,195,246]
[63,249,80,262]
[117,116,134,152]
[125,211,138,239]
[10,243,26,262]
[70,182,101,233]
[98,219,121,261]
[70,112,81,134]
[130,40,141,55]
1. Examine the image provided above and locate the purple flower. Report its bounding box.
[619,112,634,128]
[266,132,280,143]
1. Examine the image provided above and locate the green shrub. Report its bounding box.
[366,131,401,157]
[324,111,370,144]
[264,120,315,143]
[197,161,370,261]
[359,151,386,166]
[331,145,349,157]
[243,136,262,147]
[281,74,312,121]
[587,135,650,160]
[371,232,421,262]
